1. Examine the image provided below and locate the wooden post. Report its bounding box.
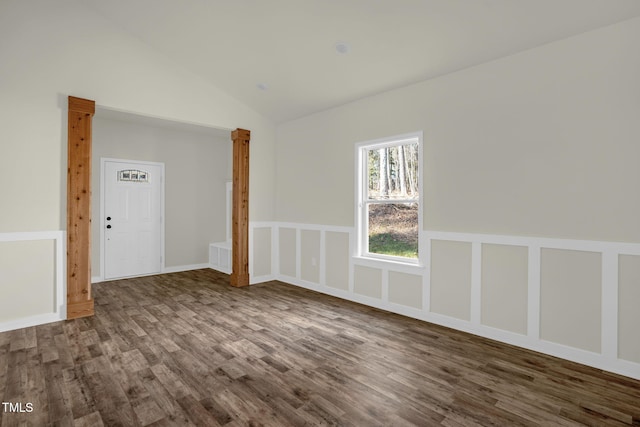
[230,128,250,287]
[67,96,95,319]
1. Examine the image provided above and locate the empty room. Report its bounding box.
[1,0,639,425]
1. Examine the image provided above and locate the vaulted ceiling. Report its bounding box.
[83,0,640,123]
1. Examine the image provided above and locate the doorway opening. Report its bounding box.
[66,96,250,319]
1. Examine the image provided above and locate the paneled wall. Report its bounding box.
[266,17,640,382]
[238,222,640,380]
[0,231,65,332]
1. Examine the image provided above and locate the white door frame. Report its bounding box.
[100,157,166,281]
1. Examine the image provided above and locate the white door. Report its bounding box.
[104,160,163,280]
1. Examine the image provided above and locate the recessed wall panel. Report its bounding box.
[252,227,272,277]
[301,230,321,284]
[389,271,422,309]
[481,244,528,335]
[279,228,297,278]
[325,231,349,290]
[430,240,472,320]
[540,248,601,353]
[0,240,55,322]
[354,265,382,299]
[618,254,640,363]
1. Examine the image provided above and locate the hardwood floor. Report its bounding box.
[1,269,639,426]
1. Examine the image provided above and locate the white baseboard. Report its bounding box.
[93,263,210,282]
[276,274,640,381]
[0,312,66,334]
[250,274,276,285]
[209,264,231,275]
[163,263,210,274]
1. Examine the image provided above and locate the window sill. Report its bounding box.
[352,255,426,271]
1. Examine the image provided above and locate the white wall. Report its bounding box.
[276,16,640,242]
[0,0,276,328]
[273,17,640,379]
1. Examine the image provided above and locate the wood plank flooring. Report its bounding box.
[1,268,639,426]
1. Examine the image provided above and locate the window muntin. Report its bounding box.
[357,134,422,264]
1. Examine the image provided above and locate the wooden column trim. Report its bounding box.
[67,96,95,319]
[230,128,250,287]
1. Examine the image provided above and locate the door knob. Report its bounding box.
[107,216,111,221]
[106,225,112,229]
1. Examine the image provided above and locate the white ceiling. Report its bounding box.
[82,0,640,123]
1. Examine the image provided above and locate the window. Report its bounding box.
[356,132,422,264]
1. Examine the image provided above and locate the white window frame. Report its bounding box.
[355,131,424,266]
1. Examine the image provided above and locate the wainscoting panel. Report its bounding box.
[618,254,640,364]
[481,243,528,335]
[430,240,472,321]
[353,265,383,299]
[325,231,350,290]
[0,231,65,332]
[300,230,321,284]
[278,227,297,279]
[540,248,602,353]
[251,226,272,279]
[388,271,422,310]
